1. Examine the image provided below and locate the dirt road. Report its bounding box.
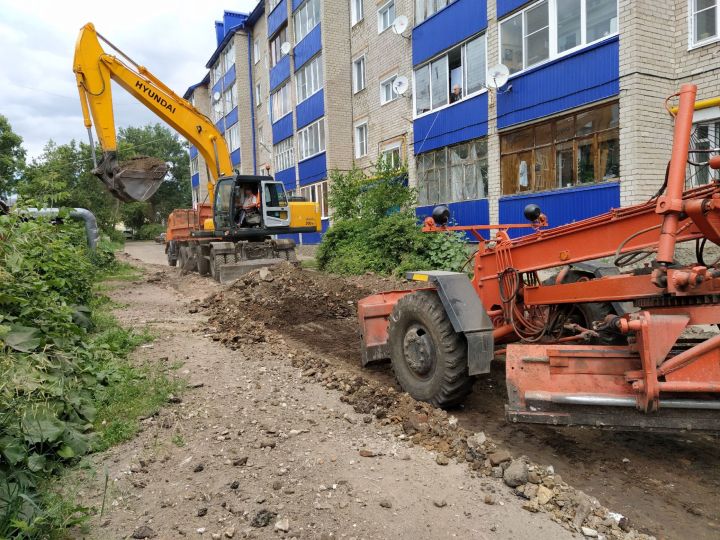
[105,243,719,539]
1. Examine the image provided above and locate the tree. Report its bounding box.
[0,115,26,197]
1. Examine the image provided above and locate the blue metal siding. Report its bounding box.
[275,166,296,191]
[301,218,329,245]
[298,152,326,186]
[191,173,200,189]
[223,11,245,34]
[292,0,304,11]
[215,119,225,134]
[412,0,487,65]
[268,0,288,36]
[225,107,239,127]
[497,0,530,18]
[230,149,241,166]
[413,93,488,154]
[189,146,198,159]
[270,55,291,91]
[272,114,294,143]
[499,182,620,238]
[497,37,619,129]
[212,78,223,97]
[294,24,321,69]
[416,199,490,241]
[277,232,301,243]
[223,64,236,87]
[215,21,224,46]
[296,90,324,129]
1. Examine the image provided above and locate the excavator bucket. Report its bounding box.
[93,152,167,202]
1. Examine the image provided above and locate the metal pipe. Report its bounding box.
[658,332,720,376]
[658,381,720,393]
[23,208,100,250]
[525,391,720,410]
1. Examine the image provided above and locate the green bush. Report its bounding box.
[317,163,469,276]
[136,223,165,241]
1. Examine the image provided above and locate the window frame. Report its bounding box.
[296,54,324,104]
[273,137,296,172]
[351,0,364,25]
[352,54,366,93]
[298,118,326,161]
[354,120,369,158]
[222,41,236,73]
[499,0,619,77]
[190,156,199,176]
[270,26,289,68]
[298,180,329,218]
[415,0,456,25]
[253,38,260,64]
[225,122,240,152]
[255,83,262,106]
[380,74,400,105]
[294,0,321,44]
[689,0,720,49]
[413,33,488,119]
[381,141,403,169]
[270,80,292,123]
[377,1,396,33]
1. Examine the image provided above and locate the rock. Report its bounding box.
[379,499,392,508]
[436,454,449,466]
[536,485,553,505]
[467,432,487,450]
[343,413,356,424]
[224,528,236,538]
[572,495,594,528]
[522,500,539,513]
[272,480,282,490]
[197,507,208,517]
[233,456,248,467]
[274,517,290,533]
[503,460,528,488]
[211,534,221,540]
[527,470,541,484]
[491,466,503,478]
[484,494,497,505]
[259,439,276,449]
[132,525,156,539]
[196,528,206,534]
[488,450,512,466]
[523,483,538,499]
[433,499,447,508]
[193,464,204,473]
[618,516,631,532]
[359,449,377,458]
[259,268,274,282]
[581,526,598,538]
[230,480,240,490]
[250,509,277,528]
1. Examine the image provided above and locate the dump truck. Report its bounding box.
[358,84,720,431]
[73,23,321,282]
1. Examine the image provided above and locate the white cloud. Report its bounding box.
[0,0,258,158]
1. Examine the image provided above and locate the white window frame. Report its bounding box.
[271,80,292,123]
[222,42,235,73]
[381,141,402,169]
[415,0,456,25]
[296,54,324,103]
[274,137,296,172]
[499,0,619,77]
[254,38,260,64]
[225,123,240,152]
[190,156,199,176]
[270,26,289,68]
[352,55,366,93]
[298,180,329,218]
[268,0,282,11]
[354,121,369,158]
[380,74,399,105]
[298,118,326,161]
[294,0,321,44]
[351,0,364,25]
[223,84,237,113]
[689,0,720,48]
[256,83,262,106]
[377,1,396,33]
[413,33,488,119]
[212,61,223,87]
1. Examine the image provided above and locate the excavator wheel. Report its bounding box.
[388,290,473,408]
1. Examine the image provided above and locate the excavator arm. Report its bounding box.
[73,22,231,202]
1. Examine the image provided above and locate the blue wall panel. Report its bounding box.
[296,90,324,129]
[223,64,236,88]
[499,182,620,238]
[294,25,322,69]
[268,0,288,36]
[215,21,225,46]
[412,0,487,65]
[497,37,619,129]
[298,152,326,186]
[416,199,490,241]
[301,218,329,245]
[292,0,305,11]
[275,166,296,191]
[212,78,223,97]
[230,149,241,166]
[277,233,301,243]
[222,12,246,35]
[270,55,291,91]
[215,119,225,134]
[191,173,200,189]
[189,146,198,159]
[272,114,294,144]
[413,93,488,154]
[497,0,529,17]
[225,107,238,128]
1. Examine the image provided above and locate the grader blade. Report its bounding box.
[93,152,167,202]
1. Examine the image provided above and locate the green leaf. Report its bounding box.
[4,325,41,352]
[56,444,76,459]
[27,453,47,472]
[0,436,27,465]
[21,408,66,444]
[61,427,90,457]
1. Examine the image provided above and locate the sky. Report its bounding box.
[0,0,258,159]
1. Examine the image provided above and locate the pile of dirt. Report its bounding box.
[118,155,168,177]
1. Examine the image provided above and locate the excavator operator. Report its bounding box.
[235,186,261,227]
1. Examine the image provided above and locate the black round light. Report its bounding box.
[432,205,450,226]
[523,204,542,222]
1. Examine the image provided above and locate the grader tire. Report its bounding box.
[388,290,473,408]
[197,250,210,276]
[178,246,188,269]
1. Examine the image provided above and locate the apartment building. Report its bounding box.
[185,0,720,243]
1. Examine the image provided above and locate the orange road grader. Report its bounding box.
[358,84,720,431]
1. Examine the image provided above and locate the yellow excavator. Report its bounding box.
[73,23,321,281]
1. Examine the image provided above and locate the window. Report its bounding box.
[298,118,326,160]
[268,0,282,11]
[380,75,399,104]
[256,83,262,106]
[500,0,618,75]
[224,84,237,113]
[378,1,396,33]
[414,34,486,115]
[271,80,292,122]
[416,0,456,24]
[500,101,619,195]
[254,38,260,64]
[190,156,199,176]
[222,42,235,72]
[295,0,320,43]
[417,138,488,205]
[381,142,402,169]
[274,137,295,172]
[351,0,364,24]
[691,0,719,46]
[225,123,240,152]
[352,55,366,93]
[298,180,329,218]
[296,54,324,102]
[212,61,223,87]
[355,121,368,158]
[688,118,720,187]
[270,26,289,67]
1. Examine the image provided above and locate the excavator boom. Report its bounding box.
[73,23,231,202]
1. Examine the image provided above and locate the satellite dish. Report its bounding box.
[392,15,409,35]
[212,91,221,102]
[393,76,409,96]
[486,64,510,89]
[280,42,292,56]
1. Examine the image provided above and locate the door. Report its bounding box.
[261,181,291,228]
